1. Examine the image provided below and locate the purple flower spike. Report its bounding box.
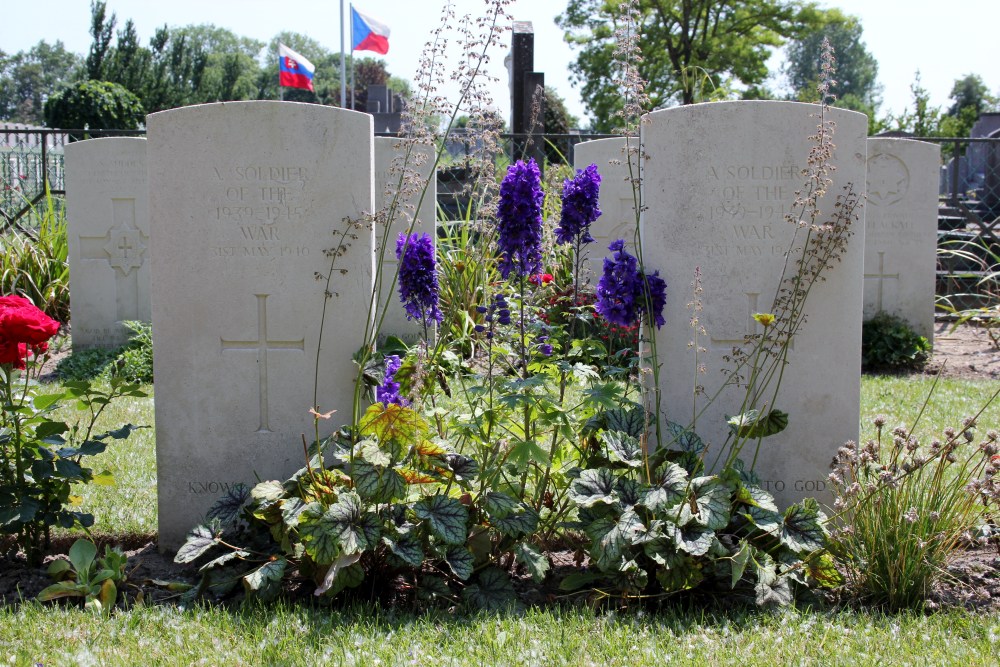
[497,159,544,279]
[595,240,666,329]
[555,163,601,245]
[396,232,442,327]
[376,355,408,406]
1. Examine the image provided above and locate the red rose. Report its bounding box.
[0,341,28,370]
[0,296,60,346]
[529,273,554,286]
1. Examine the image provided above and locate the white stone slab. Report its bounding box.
[573,137,641,281]
[64,138,149,350]
[374,137,437,344]
[864,138,939,340]
[641,101,867,508]
[147,102,374,550]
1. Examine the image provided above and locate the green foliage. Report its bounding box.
[0,362,145,565]
[0,191,69,321]
[784,10,881,110]
[43,79,144,131]
[38,538,128,613]
[0,40,82,124]
[557,0,824,129]
[176,402,533,609]
[56,321,154,384]
[861,312,931,372]
[828,410,1000,609]
[563,416,835,604]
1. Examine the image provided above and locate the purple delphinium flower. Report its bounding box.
[496,159,544,279]
[595,240,667,329]
[555,163,601,245]
[643,271,667,329]
[396,232,442,327]
[475,293,510,340]
[376,355,408,406]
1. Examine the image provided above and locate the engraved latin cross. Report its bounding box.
[221,294,305,433]
[864,251,899,313]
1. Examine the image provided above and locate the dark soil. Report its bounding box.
[2,320,999,612]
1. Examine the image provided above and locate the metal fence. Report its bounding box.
[1,126,615,229]
[1,127,145,232]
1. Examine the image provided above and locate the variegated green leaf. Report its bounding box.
[243,557,286,600]
[569,468,618,508]
[463,567,517,611]
[383,533,424,568]
[445,546,474,581]
[642,462,689,514]
[664,420,706,454]
[514,542,550,583]
[298,502,340,563]
[602,431,644,468]
[780,497,827,553]
[414,495,468,545]
[605,405,646,437]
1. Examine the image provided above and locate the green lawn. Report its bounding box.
[2,374,998,665]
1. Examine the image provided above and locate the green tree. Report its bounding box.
[0,41,82,124]
[784,8,881,128]
[937,73,999,137]
[542,86,580,163]
[44,79,144,131]
[85,0,115,81]
[886,72,941,138]
[558,0,824,131]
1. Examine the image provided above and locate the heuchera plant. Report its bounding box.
[0,295,144,565]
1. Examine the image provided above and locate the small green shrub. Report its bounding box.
[861,312,931,371]
[38,538,129,613]
[56,321,153,383]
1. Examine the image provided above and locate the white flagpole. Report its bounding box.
[278,44,285,101]
[350,4,356,111]
[339,0,347,108]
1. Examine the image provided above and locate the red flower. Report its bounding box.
[0,342,28,369]
[0,295,59,369]
[529,273,554,286]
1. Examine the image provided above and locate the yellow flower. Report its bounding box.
[753,312,776,328]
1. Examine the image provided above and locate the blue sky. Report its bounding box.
[2,0,997,127]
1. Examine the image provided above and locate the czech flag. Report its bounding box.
[278,43,316,91]
[351,6,390,55]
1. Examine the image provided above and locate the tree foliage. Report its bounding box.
[784,8,880,122]
[558,0,824,131]
[43,79,144,131]
[0,41,81,124]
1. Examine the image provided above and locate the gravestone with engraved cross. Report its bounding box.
[374,137,437,345]
[147,102,374,551]
[573,137,642,282]
[65,138,150,351]
[864,138,939,340]
[641,101,867,508]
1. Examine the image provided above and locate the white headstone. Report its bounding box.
[573,137,641,280]
[147,102,374,550]
[641,101,867,507]
[64,138,149,350]
[374,137,437,344]
[864,138,939,340]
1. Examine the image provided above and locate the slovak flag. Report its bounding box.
[351,6,390,55]
[278,43,316,91]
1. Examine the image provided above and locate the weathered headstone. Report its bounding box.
[865,138,939,339]
[147,102,374,551]
[641,101,867,508]
[573,137,640,280]
[374,137,437,344]
[64,137,149,350]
